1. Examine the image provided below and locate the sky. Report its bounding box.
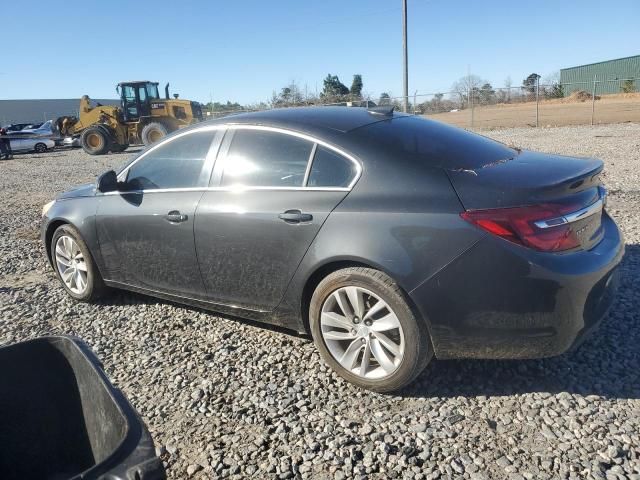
[1,0,638,104]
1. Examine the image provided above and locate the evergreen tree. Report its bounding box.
[350,74,363,98]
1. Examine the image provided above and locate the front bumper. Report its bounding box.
[410,213,624,360]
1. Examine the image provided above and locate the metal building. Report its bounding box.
[560,55,640,96]
[0,99,118,126]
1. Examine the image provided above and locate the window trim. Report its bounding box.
[215,125,361,190]
[108,123,362,195]
[302,143,317,187]
[305,143,360,189]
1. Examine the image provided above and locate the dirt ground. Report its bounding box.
[427,94,640,129]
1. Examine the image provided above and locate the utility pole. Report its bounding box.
[402,0,408,113]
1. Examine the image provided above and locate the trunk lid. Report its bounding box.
[449,150,606,251]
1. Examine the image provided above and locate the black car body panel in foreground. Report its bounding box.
[0,336,164,480]
[42,107,623,363]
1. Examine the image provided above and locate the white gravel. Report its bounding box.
[1,123,639,480]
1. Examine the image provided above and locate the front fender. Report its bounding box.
[41,197,101,272]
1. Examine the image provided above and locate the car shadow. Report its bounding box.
[4,152,67,159]
[115,148,143,155]
[93,245,639,400]
[401,243,640,400]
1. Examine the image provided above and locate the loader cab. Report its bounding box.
[118,81,160,122]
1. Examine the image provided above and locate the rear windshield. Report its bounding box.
[354,116,516,169]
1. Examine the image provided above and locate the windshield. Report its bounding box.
[146,83,159,99]
[354,115,517,170]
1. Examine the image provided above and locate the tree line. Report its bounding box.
[204,70,637,115]
[204,73,367,114]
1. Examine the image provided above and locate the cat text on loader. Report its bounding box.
[62,81,203,155]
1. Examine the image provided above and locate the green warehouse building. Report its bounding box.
[560,55,640,96]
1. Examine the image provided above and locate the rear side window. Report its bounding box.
[221,129,312,187]
[356,116,516,169]
[307,146,357,188]
[126,130,214,190]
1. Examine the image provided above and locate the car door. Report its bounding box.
[96,127,223,298]
[194,126,360,312]
[8,133,26,151]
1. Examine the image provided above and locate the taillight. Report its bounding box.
[461,203,583,252]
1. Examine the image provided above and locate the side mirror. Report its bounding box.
[97,170,118,193]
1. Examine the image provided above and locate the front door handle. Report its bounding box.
[165,210,188,223]
[279,209,313,224]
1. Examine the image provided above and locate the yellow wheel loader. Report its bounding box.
[60,81,202,155]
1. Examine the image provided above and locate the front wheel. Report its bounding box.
[51,224,107,302]
[34,142,48,153]
[309,267,432,392]
[81,127,110,155]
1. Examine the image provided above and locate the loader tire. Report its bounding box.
[81,127,110,155]
[141,122,168,146]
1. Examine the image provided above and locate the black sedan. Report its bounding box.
[41,107,623,392]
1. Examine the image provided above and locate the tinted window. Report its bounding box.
[221,130,312,187]
[307,146,357,188]
[357,116,517,169]
[126,130,214,190]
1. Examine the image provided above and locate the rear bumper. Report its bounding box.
[410,213,624,360]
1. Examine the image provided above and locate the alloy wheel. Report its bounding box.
[320,286,405,380]
[54,235,88,294]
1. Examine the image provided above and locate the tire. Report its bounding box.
[34,142,48,153]
[309,267,432,392]
[141,122,168,146]
[81,127,110,155]
[110,143,129,153]
[51,224,107,302]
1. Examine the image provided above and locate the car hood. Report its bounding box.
[56,183,96,200]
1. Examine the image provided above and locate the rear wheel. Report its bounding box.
[81,127,110,155]
[309,267,432,392]
[51,224,107,302]
[34,142,47,153]
[141,122,168,146]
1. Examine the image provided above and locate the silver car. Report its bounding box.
[7,132,55,153]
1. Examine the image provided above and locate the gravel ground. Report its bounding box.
[1,123,639,480]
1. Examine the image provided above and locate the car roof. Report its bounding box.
[207,106,407,134]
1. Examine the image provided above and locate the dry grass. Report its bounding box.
[426,93,640,129]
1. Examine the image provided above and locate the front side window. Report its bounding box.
[221,129,312,187]
[307,146,357,188]
[126,130,215,190]
[146,83,159,99]
[122,85,135,102]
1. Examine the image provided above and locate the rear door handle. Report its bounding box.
[165,210,188,223]
[278,209,313,223]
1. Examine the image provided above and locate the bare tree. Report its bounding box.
[542,71,560,86]
[542,71,563,98]
[271,80,304,107]
[504,76,512,103]
[451,74,485,109]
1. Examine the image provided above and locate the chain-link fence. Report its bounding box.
[204,77,640,130]
[405,77,640,129]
